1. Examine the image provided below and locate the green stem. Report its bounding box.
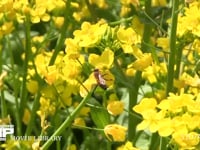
[141,0,152,52]
[19,15,31,135]
[128,0,152,142]
[128,71,142,141]
[25,93,40,135]
[109,16,134,26]
[9,39,21,135]
[48,0,71,66]
[0,39,7,118]
[166,0,179,95]
[174,43,184,79]
[160,137,168,150]
[41,89,93,150]
[0,91,7,117]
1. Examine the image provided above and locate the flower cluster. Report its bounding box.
[133,93,200,149]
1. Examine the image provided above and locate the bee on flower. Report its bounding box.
[93,69,107,90]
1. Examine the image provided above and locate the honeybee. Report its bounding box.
[93,69,107,90]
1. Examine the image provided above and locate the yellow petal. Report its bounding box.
[107,101,124,116]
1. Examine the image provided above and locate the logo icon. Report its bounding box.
[0,125,14,141]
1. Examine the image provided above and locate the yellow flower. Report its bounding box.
[73,117,86,127]
[126,67,136,76]
[173,130,199,149]
[156,37,169,51]
[67,144,77,150]
[136,110,165,133]
[60,84,78,107]
[72,5,90,22]
[62,55,84,84]
[44,65,59,85]
[32,140,40,150]
[88,47,114,69]
[142,63,159,83]
[0,71,7,90]
[73,20,108,47]
[120,0,140,7]
[37,97,55,129]
[117,141,140,150]
[152,0,167,7]
[53,16,64,29]
[133,97,157,115]
[65,38,80,59]
[30,6,50,23]
[107,101,124,116]
[181,113,200,130]
[117,27,141,46]
[0,22,14,36]
[89,0,108,8]
[131,53,152,71]
[157,118,173,137]
[120,5,131,17]
[132,16,144,36]
[26,80,39,94]
[79,73,96,97]
[158,93,194,113]
[187,99,200,114]
[104,124,127,142]
[177,2,200,36]
[23,108,31,125]
[80,106,90,116]
[0,115,11,125]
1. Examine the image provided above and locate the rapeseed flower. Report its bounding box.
[0,71,7,90]
[131,53,152,71]
[117,141,140,150]
[30,6,50,23]
[37,97,55,129]
[73,20,108,47]
[62,55,83,84]
[26,80,38,94]
[73,117,86,127]
[117,27,141,54]
[89,0,108,8]
[104,124,127,142]
[136,109,166,133]
[79,72,96,97]
[177,2,200,37]
[133,98,157,115]
[152,0,167,7]
[65,38,80,59]
[107,101,124,116]
[88,47,114,69]
[142,63,167,83]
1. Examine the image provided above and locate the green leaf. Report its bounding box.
[90,105,110,129]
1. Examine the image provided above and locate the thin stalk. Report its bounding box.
[166,0,179,95]
[128,71,142,140]
[25,93,40,135]
[109,16,134,26]
[128,0,152,141]
[160,137,168,150]
[8,35,22,135]
[72,125,103,131]
[0,42,2,73]
[174,43,184,79]
[49,0,71,66]
[19,14,32,134]
[0,39,7,118]
[0,91,6,117]
[41,89,93,150]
